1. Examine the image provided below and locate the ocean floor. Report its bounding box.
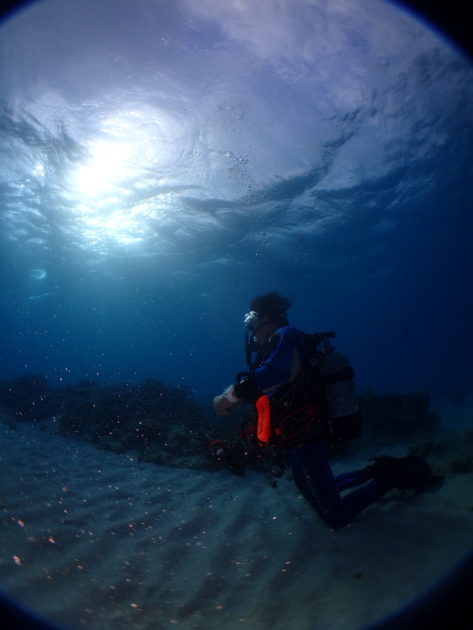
[1,415,473,630]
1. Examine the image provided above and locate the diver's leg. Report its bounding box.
[335,468,373,491]
[286,439,389,528]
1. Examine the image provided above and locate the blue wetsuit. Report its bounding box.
[237,325,389,529]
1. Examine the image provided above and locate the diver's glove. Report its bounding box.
[213,385,239,415]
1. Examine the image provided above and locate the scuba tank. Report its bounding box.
[306,334,362,441]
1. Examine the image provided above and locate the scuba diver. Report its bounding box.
[211,292,440,529]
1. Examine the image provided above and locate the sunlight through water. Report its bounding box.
[65,106,186,247]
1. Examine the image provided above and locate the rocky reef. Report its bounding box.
[0,374,57,422]
[0,375,234,470]
[1,374,471,476]
[357,389,440,440]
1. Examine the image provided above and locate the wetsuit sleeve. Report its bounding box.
[253,327,303,392]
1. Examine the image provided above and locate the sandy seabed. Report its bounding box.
[1,417,473,630]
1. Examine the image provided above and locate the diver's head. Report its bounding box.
[244,292,291,340]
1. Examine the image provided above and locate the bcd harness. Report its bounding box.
[241,330,362,448]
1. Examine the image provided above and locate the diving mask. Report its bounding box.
[244,311,262,331]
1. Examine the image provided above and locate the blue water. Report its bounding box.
[1,0,472,405]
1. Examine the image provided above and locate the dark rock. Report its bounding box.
[409,435,473,476]
[358,390,439,439]
[0,374,60,421]
[450,456,473,474]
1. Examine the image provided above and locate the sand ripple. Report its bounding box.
[1,422,473,630]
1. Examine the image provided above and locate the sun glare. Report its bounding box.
[73,139,132,198]
[64,106,187,249]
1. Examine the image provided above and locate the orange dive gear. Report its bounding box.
[256,394,272,445]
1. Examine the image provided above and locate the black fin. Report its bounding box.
[368,455,443,491]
